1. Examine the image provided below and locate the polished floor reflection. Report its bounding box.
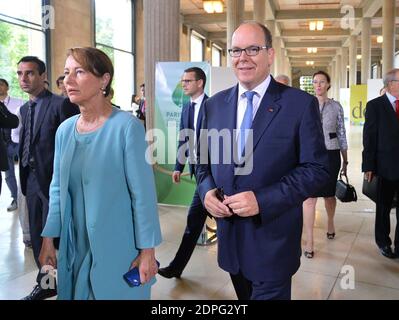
[0,125,398,300]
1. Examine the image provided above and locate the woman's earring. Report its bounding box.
[101,87,106,96]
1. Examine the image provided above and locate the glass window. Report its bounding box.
[212,45,221,67]
[0,0,47,99]
[190,32,204,62]
[299,76,315,95]
[95,0,134,111]
[372,64,378,79]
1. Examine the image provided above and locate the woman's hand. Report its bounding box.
[341,161,348,175]
[129,248,158,285]
[39,237,57,269]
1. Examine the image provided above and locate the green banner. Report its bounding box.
[153,62,210,206]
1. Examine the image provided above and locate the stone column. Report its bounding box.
[331,60,336,100]
[144,0,180,131]
[341,47,349,88]
[382,0,396,75]
[226,0,244,66]
[336,53,342,101]
[273,37,282,76]
[253,0,265,24]
[349,35,357,86]
[50,0,93,88]
[265,20,276,76]
[361,18,371,84]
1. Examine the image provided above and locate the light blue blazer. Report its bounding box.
[42,108,162,300]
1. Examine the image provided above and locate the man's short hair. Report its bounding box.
[236,21,273,48]
[56,75,65,86]
[275,74,290,86]
[17,56,46,75]
[0,78,9,87]
[383,68,399,87]
[184,67,207,89]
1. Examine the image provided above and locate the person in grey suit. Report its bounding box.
[16,56,79,300]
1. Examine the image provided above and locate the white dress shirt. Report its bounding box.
[385,91,399,112]
[191,92,205,134]
[236,75,271,139]
[1,95,25,143]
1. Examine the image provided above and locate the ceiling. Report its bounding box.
[180,0,399,70]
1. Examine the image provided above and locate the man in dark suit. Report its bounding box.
[16,56,79,300]
[158,67,210,279]
[196,22,329,300]
[362,68,399,259]
[0,101,19,192]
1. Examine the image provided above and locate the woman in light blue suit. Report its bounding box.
[39,47,162,300]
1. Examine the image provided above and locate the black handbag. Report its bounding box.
[336,173,357,202]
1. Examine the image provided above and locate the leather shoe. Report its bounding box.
[7,199,17,212]
[379,246,395,259]
[158,266,181,279]
[21,285,57,300]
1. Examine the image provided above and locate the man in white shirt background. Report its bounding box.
[0,78,31,247]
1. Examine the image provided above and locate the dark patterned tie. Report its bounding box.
[396,100,399,121]
[188,102,196,131]
[21,101,36,167]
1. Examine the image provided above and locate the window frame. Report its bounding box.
[93,0,135,108]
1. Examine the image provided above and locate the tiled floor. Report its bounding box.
[0,124,398,300]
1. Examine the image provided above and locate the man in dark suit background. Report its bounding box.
[17,56,79,300]
[196,22,329,300]
[158,67,210,279]
[0,101,19,192]
[362,68,399,259]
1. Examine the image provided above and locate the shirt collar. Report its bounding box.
[31,89,48,103]
[238,75,271,100]
[385,91,398,105]
[191,92,205,106]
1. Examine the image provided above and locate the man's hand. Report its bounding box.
[204,189,233,218]
[364,171,374,183]
[223,191,260,217]
[172,171,181,184]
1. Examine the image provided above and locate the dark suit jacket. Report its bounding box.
[175,94,208,176]
[19,90,79,196]
[0,101,19,171]
[362,94,399,180]
[196,77,329,282]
